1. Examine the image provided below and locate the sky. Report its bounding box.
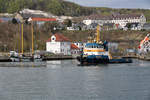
[65,0,150,9]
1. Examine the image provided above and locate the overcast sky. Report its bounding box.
[65,0,150,9]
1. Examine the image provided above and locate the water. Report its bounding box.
[0,59,150,100]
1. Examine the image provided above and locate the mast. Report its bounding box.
[96,25,100,43]
[21,23,24,54]
[31,21,34,55]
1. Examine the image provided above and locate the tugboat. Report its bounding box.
[77,25,112,65]
[77,25,132,65]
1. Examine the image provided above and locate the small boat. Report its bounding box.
[9,51,43,62]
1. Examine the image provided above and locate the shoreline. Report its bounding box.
[0,53,150,62]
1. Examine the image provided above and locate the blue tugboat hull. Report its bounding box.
[77,55,109,65]
[77,55,132,65]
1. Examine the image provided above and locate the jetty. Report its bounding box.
[0,52,74,62]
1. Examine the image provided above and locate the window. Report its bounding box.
[52,37,55,41]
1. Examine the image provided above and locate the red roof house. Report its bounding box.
[46,33,71,55]
[47,33,70,42]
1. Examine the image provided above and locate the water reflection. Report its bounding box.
[46,60,78,68]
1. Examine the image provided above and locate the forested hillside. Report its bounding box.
[0,0,150,21]
[0,0,94,16]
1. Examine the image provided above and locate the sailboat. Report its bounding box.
[10,17,57,62]
[10,22,43,62]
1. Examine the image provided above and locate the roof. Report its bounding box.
[47,33,71,42]
[71,44,79,49]
[85,14,111,20]
[85,14,143,20]
[31,17,56,21]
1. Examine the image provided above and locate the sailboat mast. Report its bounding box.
[21,23,24,54]
[31,21,34,55]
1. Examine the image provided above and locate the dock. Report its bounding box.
[43,55,74,61]
[0,55,74,62]
[0,56,11,62]
[0,54,150,63]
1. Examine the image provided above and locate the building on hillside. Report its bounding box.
[108,42,119,53]
[102,23,117,30]
[0,13,14,17]
[0,17,13,23]
[83,14,110,25]
[124,23,142,30]
[54,23,66,30]
[46,33,71,55]
[74,42,86,50]
[111,14,146,29]
[14,9,57,25]
[66,23,80,31]
[0,13,14,23]
[83,14,146,30]
[19,9,56,19]
[76,22,86,30]
[67,26,79,31]
[57,16,73,23]
[71,44,80,55]
[143,23,150,30]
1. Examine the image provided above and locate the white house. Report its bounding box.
[46,33,71,55]
[111,14,146,29]
[83,14,146,29]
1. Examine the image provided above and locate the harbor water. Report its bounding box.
[0,59,150,100]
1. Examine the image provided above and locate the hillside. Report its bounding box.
[0,0,150,21]
[0,22,150,52]
[0,0,93,16]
